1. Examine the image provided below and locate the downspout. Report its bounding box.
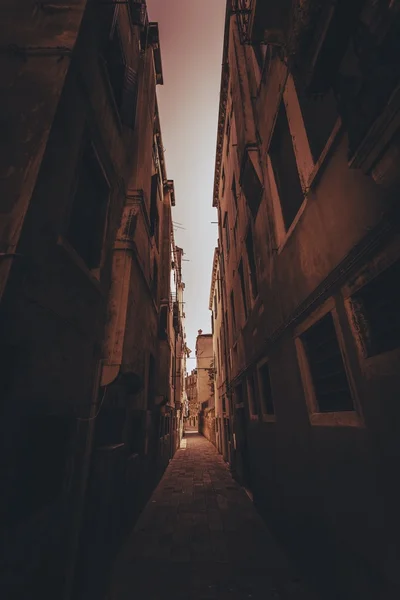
[100,201,137,387]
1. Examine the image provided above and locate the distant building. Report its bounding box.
[196,330,215,444]
[185,369,198,427]
[211,1,400,598]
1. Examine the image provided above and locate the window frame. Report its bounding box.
[294,297,363,427]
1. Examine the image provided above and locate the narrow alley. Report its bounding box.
[108,430,318,600]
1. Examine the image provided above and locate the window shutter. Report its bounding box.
[121,66,138,128]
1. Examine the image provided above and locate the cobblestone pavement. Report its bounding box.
[108,431,320,600]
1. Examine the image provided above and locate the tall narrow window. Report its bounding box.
[241,152,263,219]
[152,258,158,300]
[258,362,275,415]
[232,176,238,213]
[103,19,138,128]
[223,212,230,254]
[150,174,159,242]
[226,115,231,156]
[214,294,218,320]
[67,134,109,270]
[301,312,353,413]
[245,228,258,299]
[222,167,226,196]
[269,101,304,231]
[238,260,248,319]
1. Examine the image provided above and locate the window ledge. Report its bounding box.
[309,411,364,428]
[57,236,103,294]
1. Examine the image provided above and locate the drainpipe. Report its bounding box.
[101,199,138,387]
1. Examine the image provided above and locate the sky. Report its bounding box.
[146,0,226,358]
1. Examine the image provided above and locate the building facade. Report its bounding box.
[212,1,400,598]
[196,331,215,444]
[210,245,231,462]
[185,368,198,427]
[0,2,185,599]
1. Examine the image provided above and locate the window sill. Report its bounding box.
[309,411,364,428]
[57,236,103,294]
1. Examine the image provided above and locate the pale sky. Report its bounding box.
[146,0,226,358]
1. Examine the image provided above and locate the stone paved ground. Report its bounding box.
[108,431,320,600]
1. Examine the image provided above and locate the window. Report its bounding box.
[351,260,400,357]
[245,228,258,299]
[301,312,353,413]
[103,19,138,128]
[238,260,248,319]
[296,85,338,163]
[230,291,236,332]
[269,101,304,231]
[150,174,159,243]
[148,353,156,406]
[223,212,230,254]
[158,304,168,340]
[222,167,226,196]
[226,115,231,156]
[241,151,263,218]
[214,294,218,320]
[258,362,275,415]
[232,176,238,213]
[152,258,158,300]
[67,134,109,270]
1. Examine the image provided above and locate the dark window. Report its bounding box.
[302,312,354,413]
[223,212,230,253]
[211,312,214,335]
[214,294,218,319]
[230,291,236,331]
[222,167,226,196]
[259,362,274,415]
[269,101,304,231]
[245,228,258,299]
[67,135,109,269]
[158,304,168,340]
[152,259,158,300]
[103,20,138,127]
[150,174,159,243]
[148,354,156,407]
[238,260,248,319]
[241,151,263,218]
[232,176,238,213]
[226,115,231,156]
[351,260,400,357]
[296,86,338,162]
